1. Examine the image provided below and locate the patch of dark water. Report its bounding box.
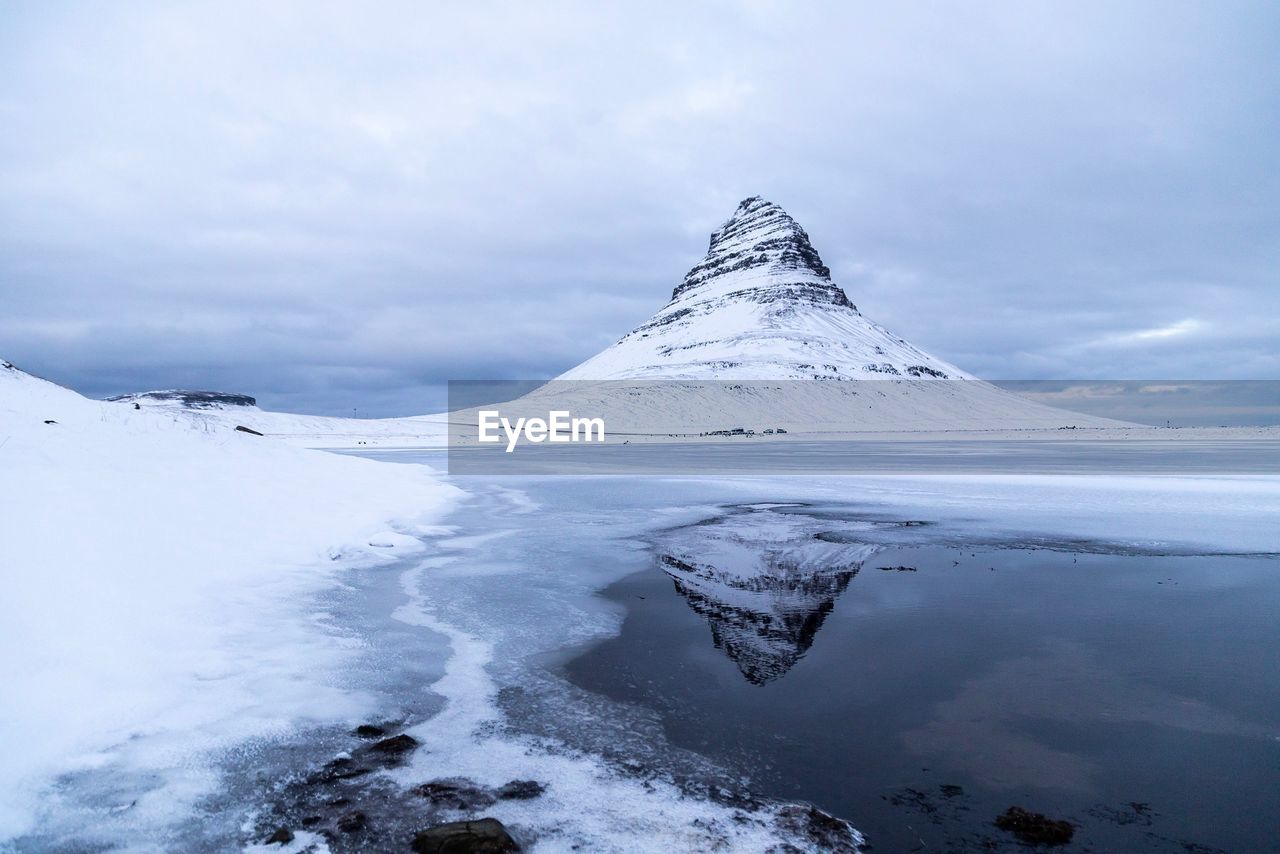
[566,504,1280,852]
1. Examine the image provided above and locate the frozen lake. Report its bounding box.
[18,451,1278,851]
[344,454,1280,851]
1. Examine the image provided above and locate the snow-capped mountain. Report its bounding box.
[491,196,1129,436]
[559,196,967,381]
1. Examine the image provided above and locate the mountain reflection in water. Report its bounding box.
[656,507,879,684]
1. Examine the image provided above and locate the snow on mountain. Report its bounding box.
[0,360,458,840]
[529,196,1130,434]
[559,196,968,381]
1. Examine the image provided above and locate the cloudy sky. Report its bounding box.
[2,1,1276,415]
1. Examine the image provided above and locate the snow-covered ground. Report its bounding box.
[119,380,1279,452]
[0,361,872,852]
[116,390,449,450]
[0,362,459,841]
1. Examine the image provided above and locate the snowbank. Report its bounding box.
[0,362,461,840]
[116,389,449,449]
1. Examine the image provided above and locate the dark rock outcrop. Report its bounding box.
[307,755,373,785]
[368,734,418,755]
[496,780,545,800]
[335,810,367,833]
[994,806,1075,845]
[774,803,863,851]
[108,390,257,409]
[410,818,519,853]
[305,732,419,786]
[265,826,294,845]
[413,779,497,811]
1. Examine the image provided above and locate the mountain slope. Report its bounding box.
[559,196,967,381]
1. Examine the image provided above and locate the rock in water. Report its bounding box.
[368,733,418,755]
[496,779,546,800]
[413,778,497,810]
[994,806,1075,845]
[265,826,294,845]
[411,818,519,853]
[336,810,367,833]
[774,803,863,851]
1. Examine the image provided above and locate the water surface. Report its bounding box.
[566,501,1280,852]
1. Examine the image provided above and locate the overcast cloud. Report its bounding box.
[2,1,1276,415]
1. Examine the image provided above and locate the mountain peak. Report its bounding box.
[558,197,968,381]
[709,196,819,260]
[672,196,841,304]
